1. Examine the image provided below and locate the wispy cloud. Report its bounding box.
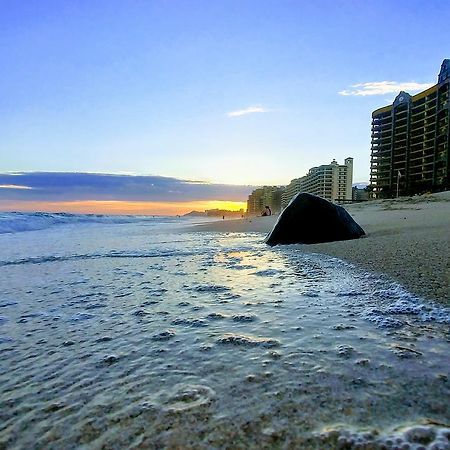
[227,105,269,117]
[0,184,33,190]
[338,81,433,96]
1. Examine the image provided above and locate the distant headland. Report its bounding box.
[184,208,245,218]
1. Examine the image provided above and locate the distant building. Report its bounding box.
[246,186,284,215]
[352,186,369,201]
[281,158,353,208]
[370,59,450,198]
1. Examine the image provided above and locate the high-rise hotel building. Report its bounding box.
[246,185,284,215]
[281,158,353,208]
[370,60,450,198]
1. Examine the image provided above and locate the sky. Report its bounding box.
[1,0,449,214]
[0,172,251,214]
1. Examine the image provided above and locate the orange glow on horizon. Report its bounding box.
[0,200,247,216]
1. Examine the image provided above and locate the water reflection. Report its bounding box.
[0,227,449,448]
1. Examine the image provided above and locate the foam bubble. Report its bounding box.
[160,384,216,412]
[217,333,280,348]
[206,312,227,320]
[252,269,283,277]
[151,330,176,341]
[191,284,231,293]
[318,423,450,450]
[336,290,365,297]
[171,318,208,327]
[97,354,120,366]
[69,313,96,322]
[232,314,257,322]
[336,344,354,358]
[364,310,405,328]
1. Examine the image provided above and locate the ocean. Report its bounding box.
[1,213,449,449]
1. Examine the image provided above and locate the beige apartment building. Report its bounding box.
[246,185,284,215]
[281,158,353,208]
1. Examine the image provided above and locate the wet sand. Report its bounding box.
[190,191,450,305]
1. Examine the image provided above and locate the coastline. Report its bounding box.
[189,191,450,305]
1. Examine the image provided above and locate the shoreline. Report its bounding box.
[189,191,450,306]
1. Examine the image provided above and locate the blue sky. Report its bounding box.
[1,0,449,193]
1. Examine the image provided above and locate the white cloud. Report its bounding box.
[0,184,33,190]
[227,105,269,117]
[338,81,433,96]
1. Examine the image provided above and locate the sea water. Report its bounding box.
[0,213,449,449]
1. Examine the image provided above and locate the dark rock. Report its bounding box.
[265,193,365,246]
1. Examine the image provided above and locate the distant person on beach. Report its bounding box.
[261,206,272,216]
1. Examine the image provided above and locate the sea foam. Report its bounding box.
[1,220,449,449]
[0,211,185,234]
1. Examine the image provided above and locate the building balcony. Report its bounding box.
[411,109,425,117]
[371,157,391,163]
[411,117,425,126]
[371,142,392,148]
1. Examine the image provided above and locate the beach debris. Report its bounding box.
[265,193,365,245]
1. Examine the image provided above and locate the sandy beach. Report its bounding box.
[191,191,450,305]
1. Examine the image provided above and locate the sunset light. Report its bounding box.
[0,200,247,216]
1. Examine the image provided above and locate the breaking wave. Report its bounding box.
[0,249,200,267]
[0,212,184,234]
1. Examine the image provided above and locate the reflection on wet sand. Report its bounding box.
[0,225,449,449]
